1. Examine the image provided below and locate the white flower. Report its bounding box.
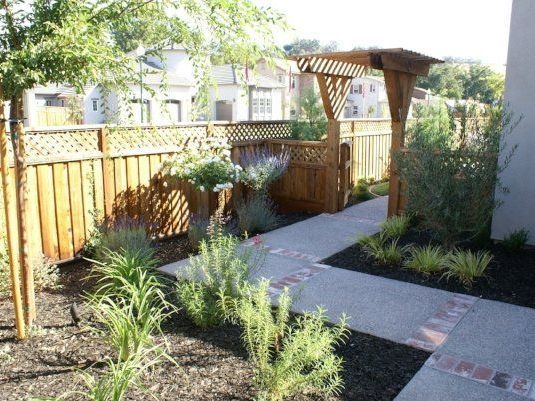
[170,167,178,176]
[199,185,205,192]
[162,181,168,188]
[213,187,220,192]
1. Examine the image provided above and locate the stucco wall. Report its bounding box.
[491,0,535,244]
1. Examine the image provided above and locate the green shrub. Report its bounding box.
[290,120,326,141]
[442,249,493,287]
[96,219,152,263]
[0,240,60,298]
[176,230,261,328]
[361,233,409,265]
[231,280,348,401]
[404,245,447,275]
[396,102,519,246]
[380,215,411,238]
[502,229,530,253]
[236,195,280,235]
[352,179,373,201]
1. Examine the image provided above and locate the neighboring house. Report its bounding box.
[343,76,438,119]
[491,0,535,245]
[20,45,197,127]
[103,45,196,125]
[209,64,286,121]
[344,76,388,119]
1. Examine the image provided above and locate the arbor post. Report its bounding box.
[383,69,417,217]
[0,92,26,339]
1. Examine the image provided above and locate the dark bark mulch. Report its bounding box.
[0,257,427,401]
[323,229,535,309]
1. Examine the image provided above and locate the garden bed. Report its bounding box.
[0,250,428,401]
[323,229,535,309]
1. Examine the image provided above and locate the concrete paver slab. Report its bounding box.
[438,299,535,379]
[286,265,453,343]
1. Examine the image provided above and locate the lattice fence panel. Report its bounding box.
[9,128,101,164]
[218,121,292,142]
[107,125,209,156]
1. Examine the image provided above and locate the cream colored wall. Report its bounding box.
[491,0,535,244]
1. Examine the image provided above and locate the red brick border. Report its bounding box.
[244,237,321,263]
[406,293,478,351]
[267,263,331,296]
[427,353,535,398]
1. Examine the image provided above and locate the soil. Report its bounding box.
[323,229,535,309]
[0,225,428,401]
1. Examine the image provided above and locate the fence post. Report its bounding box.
[99,127,114,220]
[338,142,351,210]
[0,98,26,339]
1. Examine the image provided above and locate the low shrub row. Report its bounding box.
[358,215,495,287]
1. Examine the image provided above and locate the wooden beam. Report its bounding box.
[383,69,417,216]
[380,54,430,76]
[324,119,341,213]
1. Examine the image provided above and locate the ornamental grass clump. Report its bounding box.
[502,229,530,253]
[89,248,174,361]
[229,280,348,401]
[161,135,241,192]
[404,245,447,275]
[442,249,493,287]
[176,229,262,328]
[236,195,280,235]
[380,214,411,238]
[360,233,409,265]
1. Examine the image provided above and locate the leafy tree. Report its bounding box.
[0,0,285,333]
[0,0,286,123]
[417,61,504,104]
[462,64,504,104]
[417,63,465,100]
[290,87,327,141]
[284,38,338,55]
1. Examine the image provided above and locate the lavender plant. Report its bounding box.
[240,149,290,195]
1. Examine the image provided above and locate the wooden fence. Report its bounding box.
[0,119,394,264]
[340,119,393,182]
[36,106,82,127]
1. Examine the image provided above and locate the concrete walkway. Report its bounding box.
[159,196,535,401]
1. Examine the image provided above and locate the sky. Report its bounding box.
[256,0,513,68]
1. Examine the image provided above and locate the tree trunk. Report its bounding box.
[9,94,35,330]
[0,89,26,339]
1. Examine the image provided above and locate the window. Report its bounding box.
[352,106,359,116]
[370,84,376,93]
[130,98,151,123]
[278,74,285,83]
[251,88,273,120]
[350,85,354,94]
[45,99,53,106]
[358,84,363,94]
[92,99,99,112]
[60,99,65,107]
[162,99,181,123]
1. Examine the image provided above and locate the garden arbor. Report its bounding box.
[289,49,443,215]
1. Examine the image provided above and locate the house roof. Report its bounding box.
[33,84,77,97]
[211,64,285,88]
[141,61,194,86]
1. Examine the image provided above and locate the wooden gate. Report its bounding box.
[338,141,352,210]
